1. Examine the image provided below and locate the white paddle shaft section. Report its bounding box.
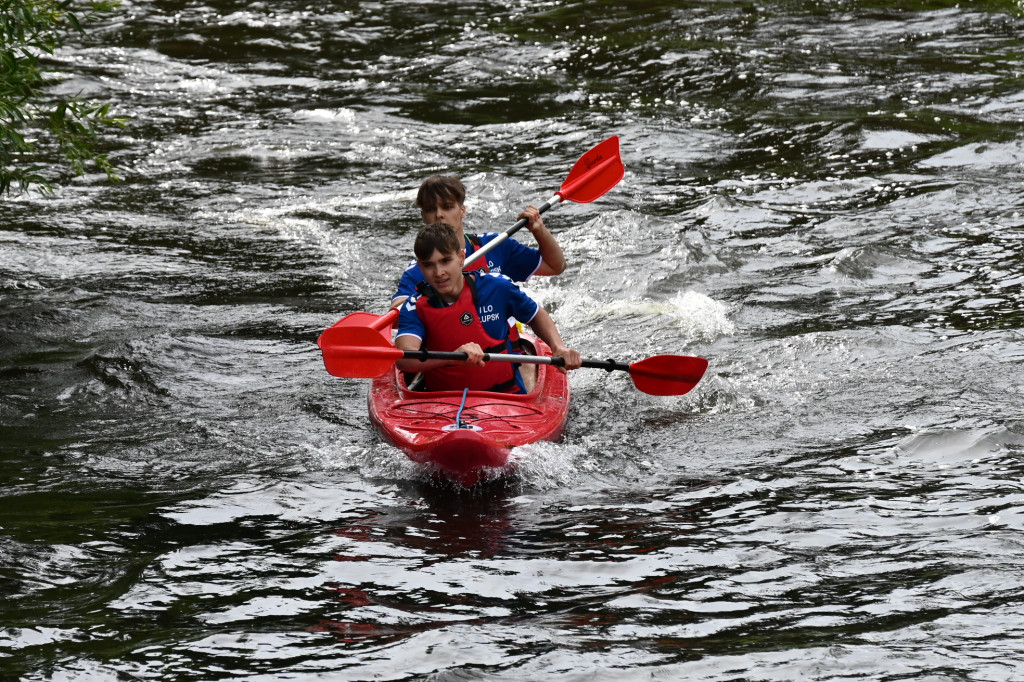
[463,194,563,270]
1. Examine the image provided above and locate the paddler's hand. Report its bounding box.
[552,346,582,371]
[456,342,486,367]
[518,205,547,235]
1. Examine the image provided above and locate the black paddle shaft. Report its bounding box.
[403,349,630,372]
[505,198,556,237]
[580,358,631,372]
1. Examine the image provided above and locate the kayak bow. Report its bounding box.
[367,334,571,486]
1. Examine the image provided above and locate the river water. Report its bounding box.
[3,1,1024,680]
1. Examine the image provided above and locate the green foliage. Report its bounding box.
[0,0,126,195]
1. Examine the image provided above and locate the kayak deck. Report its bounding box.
[367,337,571,485]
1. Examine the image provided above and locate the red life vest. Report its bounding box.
[465,234,489,273]
[415,273,521,393]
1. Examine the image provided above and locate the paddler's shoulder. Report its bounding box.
[472,270,517,288]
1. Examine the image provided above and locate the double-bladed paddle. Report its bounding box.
[318,316,708,397]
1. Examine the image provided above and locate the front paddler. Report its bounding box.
[395,222,581,393]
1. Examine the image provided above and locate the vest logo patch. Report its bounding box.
[460,312,473,326]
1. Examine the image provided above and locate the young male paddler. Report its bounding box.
[395,222,581,393]
[391,175,567,309]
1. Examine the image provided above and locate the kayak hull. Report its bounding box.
[368,337,571,486]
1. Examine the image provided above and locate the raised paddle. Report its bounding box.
[463,135,624,270]
[317,320,708,397]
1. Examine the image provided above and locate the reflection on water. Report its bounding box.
[3,0,1024,679]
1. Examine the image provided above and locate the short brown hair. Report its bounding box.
[414,222,461,261]
[415,175,465,209]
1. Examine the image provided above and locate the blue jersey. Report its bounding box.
[392,233,541,304]
[396,272,540,345]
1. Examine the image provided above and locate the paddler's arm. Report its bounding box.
[524,308,582,370]
[391,263,421,309]
[520,206,567,276]
[394,336,486,371]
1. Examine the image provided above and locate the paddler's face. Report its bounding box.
[418,248,465,300]
[420,197,466,233]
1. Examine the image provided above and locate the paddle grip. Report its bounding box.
[405,350,470,363]
[463,195,562,269]
[580,358,630,372]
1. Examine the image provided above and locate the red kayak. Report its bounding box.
[367,335,571,486]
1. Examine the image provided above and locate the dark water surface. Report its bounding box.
[3,1,1024,679]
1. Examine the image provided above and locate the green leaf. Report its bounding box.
[0,0,126,194]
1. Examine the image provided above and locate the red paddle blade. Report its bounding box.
[325,308,398,337]
[557,135,624,204]
[317,325,403,378]
[627,354,709,396]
